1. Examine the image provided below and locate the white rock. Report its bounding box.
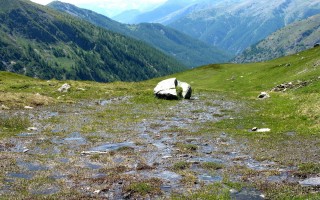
[252,127,271,132]
[177,81,192,99]
[256,128,271,132]
[154,78,178,99]
[154,78,192,100]
[162,155,173,159]
[258,92,270,99]
[27,127,38,131]
[1,105,10,110]
[58,83,71,93]
[24,106,34,109]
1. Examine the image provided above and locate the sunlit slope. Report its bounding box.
[173,47,320,94]
[1,47,319,135]
[165,46,320,135]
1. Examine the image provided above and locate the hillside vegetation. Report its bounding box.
[0,0,186,82]
[48,1,232,68]
[235,14,320,63]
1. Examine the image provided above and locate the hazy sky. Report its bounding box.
[30,0,167,16]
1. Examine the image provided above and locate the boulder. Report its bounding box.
[58,83,71,93]
[178,81,192,99]
[154,78,192,100]
[258,92,270,99]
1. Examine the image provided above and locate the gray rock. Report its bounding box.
[58,83,71,93]
[154,78,192,100]
[299,177,320,187]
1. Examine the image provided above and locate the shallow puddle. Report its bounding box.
[89,142,135,152]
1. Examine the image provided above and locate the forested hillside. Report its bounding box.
[0,0,186,82]
[48,1,232,68]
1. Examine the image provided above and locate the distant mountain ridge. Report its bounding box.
[0,0,186,82]
[48,1,232,68]
[113,0,198,24]
[234,14,320,63]
[119,0,320,54]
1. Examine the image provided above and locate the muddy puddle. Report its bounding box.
[0,95,312,199]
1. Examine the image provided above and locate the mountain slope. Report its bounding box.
[113,9,141,24]
[234,14,320,63]
[165,0,320,54]
[48,1,232,68]
[120,0,198,24]
[0,0,186,82]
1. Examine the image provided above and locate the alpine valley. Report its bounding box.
[48,1,231,68]
[0,0,320,199]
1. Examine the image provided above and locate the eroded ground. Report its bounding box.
[0,93,319,199]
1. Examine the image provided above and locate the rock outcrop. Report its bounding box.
[154,78,192,100]
[58,83,71,93]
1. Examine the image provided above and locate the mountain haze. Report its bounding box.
[168,0,320,54]
[123,0,320,54]
[113,9,141,24]
[114,0,198,24]
[48,1,232,68]
[0,0,186,82]
[234,14,320,63]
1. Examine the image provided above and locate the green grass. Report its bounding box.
[173,161,191,171]
[298,163,320,174]
[0,114,30,138]
[124,179,162,197]
[175,142,198,153]
[201,162,224,170]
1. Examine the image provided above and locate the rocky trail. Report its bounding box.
[0,94,316,199]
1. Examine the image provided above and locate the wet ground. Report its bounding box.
[0,94,317,199]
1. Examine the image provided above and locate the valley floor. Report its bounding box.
[0,92,319,199]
